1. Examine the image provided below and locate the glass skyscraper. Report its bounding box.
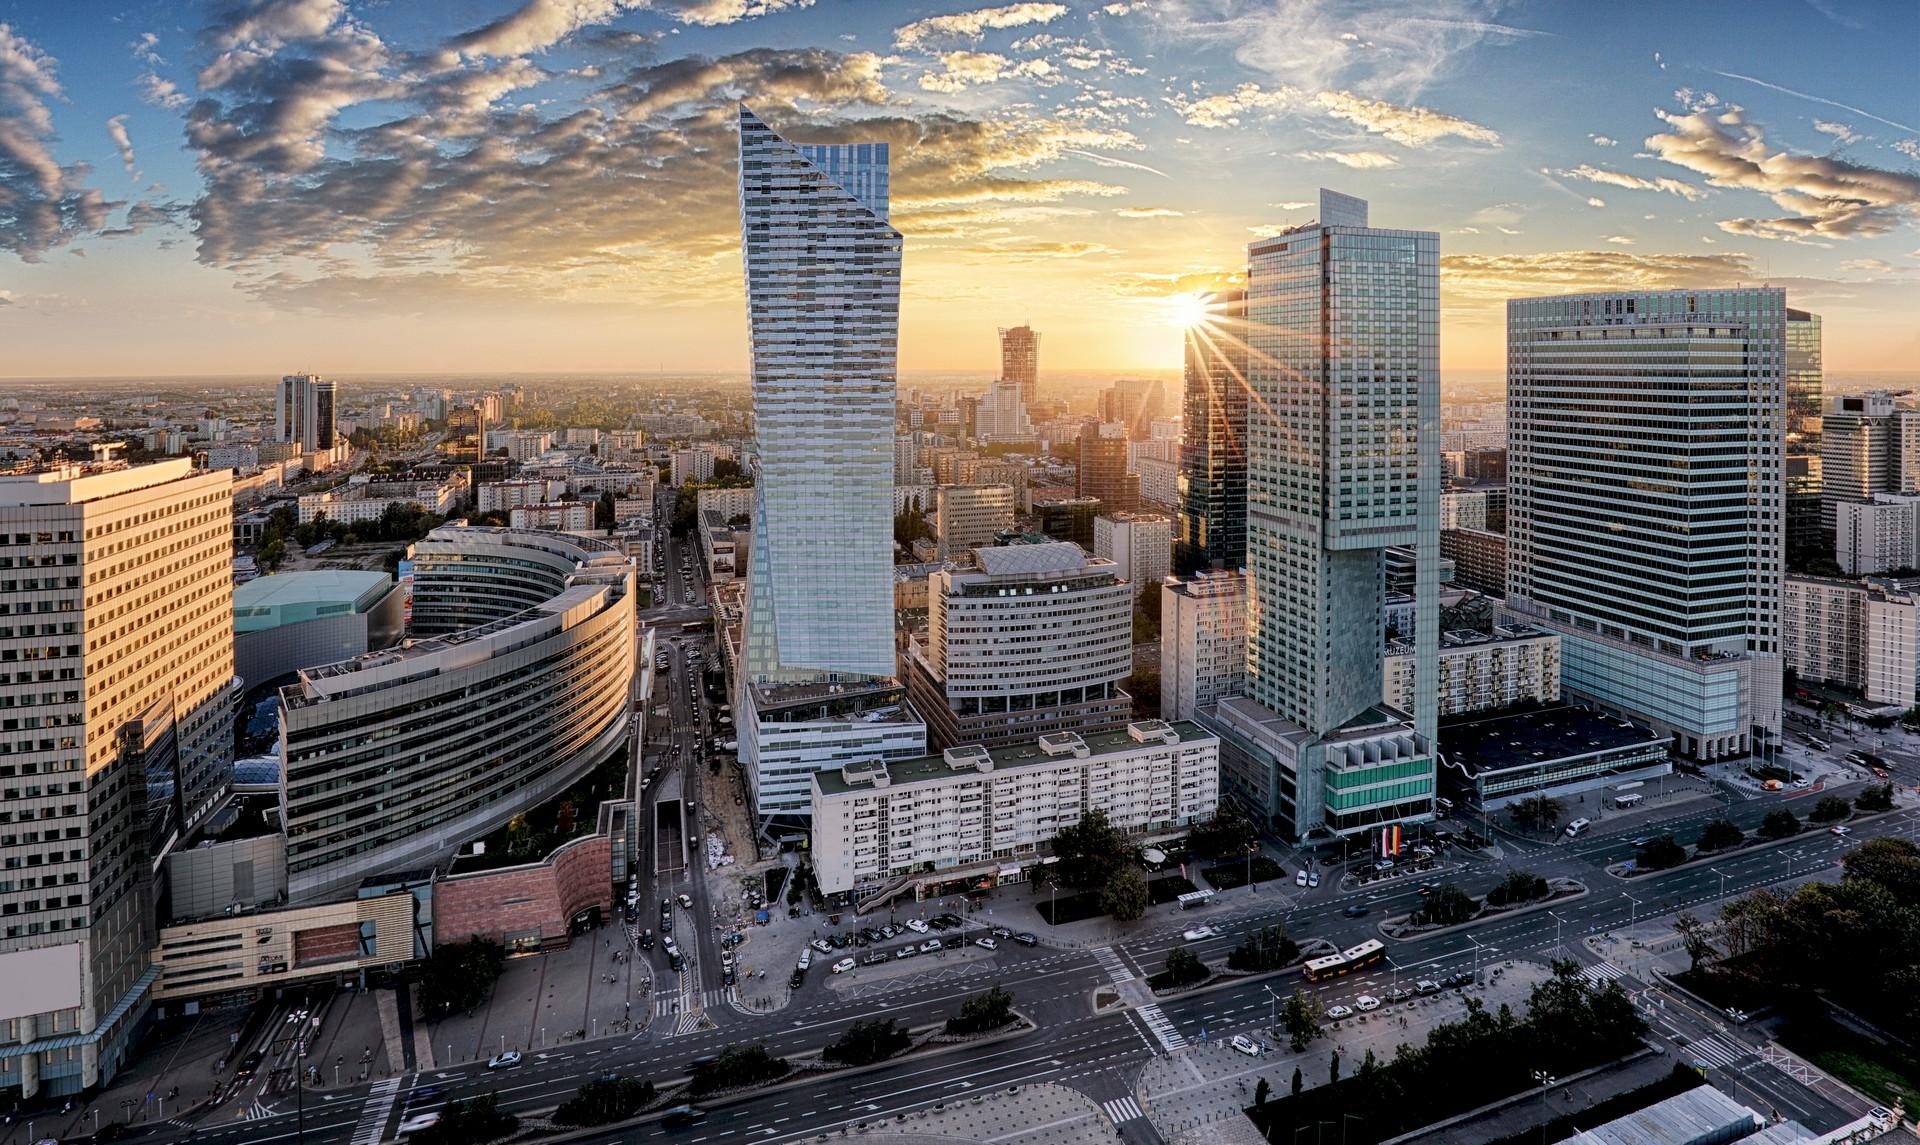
[1176,289,1248,573]
[737,105,900,684]
[1505,288,1785,760]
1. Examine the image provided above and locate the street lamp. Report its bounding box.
[1623,892,1642,927]
[1709,867,1728,899]
[1548,911,1568,959]
[1532,1070,1556,1144]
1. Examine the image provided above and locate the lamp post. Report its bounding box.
[1623,892,1642,927]
[1709,867,1728,899]
[1532,1070,1556,1144]
[1263,984,1283,1034]
[1548,911,1568,959]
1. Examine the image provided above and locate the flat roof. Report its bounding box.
[814,720,1215,796]
[1442,705,1665,776]
[974,542,1087,576]
[233,570,394,633]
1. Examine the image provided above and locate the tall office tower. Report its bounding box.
[999,324,1039,407]
[1506,288,1785,761]
[441,403,489,464]
[735,105,924,821]
[0,458,234,1096]
[1819,392,1919,542]
[906,543,1133,751]
[1099,378,1167,438]
[1202,189,1439,842]
[1077,423,1138,512]
[977,380,1033,443]
[1783,309,1824,556]
[935,484,1016,558]
[275,373,336,453]
[1177,289,1248,572]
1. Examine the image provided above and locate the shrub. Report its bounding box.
[1153,947,1209,990]
[555,1076,656,1126]
[1857,783,1895,812]
[824,1019,911,1066]
[689,1044,790,1096]
[1636,835,1688,871]
[946,986,1015,1035]
[1810,796,1852,823]
[1757,810,1800,841]
[1226,926,1300,973]
[1486,870,1549,907]
[410,1094,516,1145]
[1696,819,1744,853]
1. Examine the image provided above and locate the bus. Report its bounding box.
[1612,793,1644,810]
[1302,954,1349,982]
[682,621,707,633]
[1340,939,1385,972]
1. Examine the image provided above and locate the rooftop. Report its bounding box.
[974,541,1087,577]
[233,570,395,633]
[814,719,1215,796]
[1442,705,1665,776]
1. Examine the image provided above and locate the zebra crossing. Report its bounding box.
[1685,1036,1746,1069]
[1581,960,1627,984]
[1101,1096,1143,1124]
[654,988,733,1016]
[1091,946,1134,984]
[242,1102,277,1121]
[1137,1005,1188,1053]
[348,1076,401,1145]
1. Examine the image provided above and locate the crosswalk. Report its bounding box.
[1685,1036,1746,1069]
[1137,1005,1188,1053]
[242,1102,276,1121]
[654,988,733,1016]
[1101,1096,1144,1124]
[348,1077,401,1145]
[1091,946,1134,985]
[1581,960,1626,984]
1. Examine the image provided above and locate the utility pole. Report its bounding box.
[1623,892,1642,926]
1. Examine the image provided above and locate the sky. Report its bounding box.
[0,0,1916,380]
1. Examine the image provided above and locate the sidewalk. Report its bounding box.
[424,926,645,1065]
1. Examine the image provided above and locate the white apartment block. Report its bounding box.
[695,486,756,522]
[934,484,1015,558]
[810,721,1221,898]
[505,431,553,462]
[478,479,567,514]
[670,448,715,487]
[1136,456,1179,509]
[1161,570,1247,720]
[297,478,463,525]
[1093,512,1171,596]
[1440,490,1488,531]
[1836,495,1920,575]
[1782,575,1920,707]
[1384,625,1561,718]
[509,502,594,531]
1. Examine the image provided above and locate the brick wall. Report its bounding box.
[435,835,612,948]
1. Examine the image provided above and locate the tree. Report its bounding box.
[1864,713,1899,731]
[689,1044,790,1095]
[893,510,932,548]
[1291,1066,1303,1097]
[1187,808,1258,861]
[1051,808,1129,887]
[411,1094,516,1145]
[1487,869,1549,907]
[1857,782,1895,812]
[1133,581,1163,643]
[1758,809,1801,841]
[1636,834,1687,871]
[1254,1077,1271,1107]
[1100,867,1149,922]
[596,490,617,532]
[1281,989,1322,1052]
[555,1076,656,1126]
[258,535,288,571]
[824,1019,911,1066]
[1810,795,1852,823]
[946,986,1015,1035]
[1419,883,1476,926]
[1159,946,1209,989]
[1509,795,1564,833]
[417,939,506,1019]
[1674,911,1717,970]
[1696,819,1744,853]
[1227,926,1299,973]
[1127,666,1161,719]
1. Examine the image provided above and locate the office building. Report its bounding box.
[1033,494,1102,548]
[1205,189,1439,843]
[1093,512,1172,596]
[1099,378,1167,439]
[279,527,636,901]
[935,484,1016,559]
[1439,706,1669,811]
[977,380,1033,444]
[1136,457,1178,509]
[510,502,595,532]
[232,570,404,689]
[1076,423,1137,512]
[1439,491,1487,531]
[0,458,235,1095]
[1818,391,1920,543]
[297,476,463,525]
[275,373,336,453]
[1506,288,1785,761]
[441,403,489,464]
[1440,527,1508,598]
[1000,325,1039,407]
[1785,309,1823,449]
[906,543,1132,752]
[1177,289,1249,572]
[1783,574,1920,707]
[1161,570,1247,720]
[1384,624,1559,718]
[810,721,1220,900]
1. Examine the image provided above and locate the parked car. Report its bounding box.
[676,893,693,909]
[1181,926,1218,941]
[1355,995,1381,1012]
[862,952,889,966]
[723,967,736,985]
[1385,987,1412,1004]
[919,939,943,954]
[1230,1034,1262,1057]
[1013,932,1040,947]
[975,937,999,951]
[1308,871,1320,888]
[905,919,930,934]
[1444,972,1475,989]
[639,929,654,949]
[1326,1005,1354,1020]
[991,926,1012,939]
[895,946,918,960]
[1295,869,1308,887]
[943,935,965,949]
[796,951,811,970]
[809,938,832,954]
[487,1050,522,1070]
[831,957,855,974]
[1415,979,1442,996]
[788,968,805,988]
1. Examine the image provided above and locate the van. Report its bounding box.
[1563,817,1590,838]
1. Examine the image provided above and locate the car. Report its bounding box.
[1182,926,1218,941]
[937,913,964,928]
[669,951,685,972]
[832,957,855,974]
[1326,1005,1354,1020]
[1013,932,1040,947]
[880,924,899,939]
[796,951,811,970]
[1564,817,1591,838]
[1296,869,1308,887]
[487,1050,522,1070]
[1384,987,1412,1004]
[1355,995,1381,1012]
[863,951,889,966]
[1792,777,1813,789]
[1444,972,1475,989]
[1343,903,1371,917]
[809,938,832,954]
[1308,871,1321,888]
[1417,884,1435,897]
[399,1112,443,1136]
[975,937,999,951]
[943,935,965,949]
[920,939,943,953]
[1831,825,1853,836]
[1373,859,1395,872]
[720,950,735,967]
[677,893,694,909]
[895,946,918,960]
[1415,979,1442,996]
[723,967,736,985]
[928,916,955,930]
[1872,766,1891,780]
[905,919,929,933]
[640,929,654,949]
[662,1105,708,1130]
[789,968,805,988]
[1230,1034,1262,1057]
[991,926,1012,939]
[1629,836,1652,847]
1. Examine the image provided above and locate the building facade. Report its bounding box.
[1836,495,1920,575]
[1176,290,1248,572]
[275,374,336,454]
[1093,512,1171,596]
[977,381,1032,444]
[935,484,1016,559]
[1782,574,1919,707]
[1384,624,1559,718]
[1160,570,1247,720]
[1439,527,1508,598]
[999,325,1039,407]
[810,722,1220,899]
[1076,424,1137,513]
[509,502,594,532]
[906,543,1133,752]
[1505,288,1785,761]
[1439,491,1487,531]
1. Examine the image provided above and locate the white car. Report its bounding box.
[809,938,832,954]
[919,939,943,954]
[1831,825,1854,836]
[1230,1034,1262,1057]
[1308,872,1321,888]
[974,937,998,951]
[1295,870,1308,887]
[1326,1005,1354,1020]
[1182,926,1218,941]
[831,957,855,974]
[1355,995,1381,1012]
[905,918,930,933]
[398,1112,442,1135]
[796,951,811,970]
[487,1050,522,1069]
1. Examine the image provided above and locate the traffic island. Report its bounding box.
[1379,878,1586,942]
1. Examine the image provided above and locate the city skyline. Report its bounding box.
[0,1,1914,379]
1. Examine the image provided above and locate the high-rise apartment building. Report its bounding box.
[1093,511,1171,596]
[1835,494,1920,575]
[935,484,1016,558]
[906,543,1132,751]
[441,403,489,464]
[1077,423,1137,512]
[1782,573,1919,707]
[999,325,1039,407]
[1177,289,1248,572]
[1099,378,1167,438]
[1505,288,1785,760]
[1161,570,1247,720]
[0,458,234,1096]
[1204,189,1439,842]
[1820,391,1920,543]
[977,380,1033,443]
[275,373,336,453]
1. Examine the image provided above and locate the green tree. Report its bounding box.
[1865,713,1899,731]
[824,1019,911,1066]
[1758,809,1801,840]
[410,1094,516,1145]
[596,490,617,532]
[1696,819,1744,852]
[1159,946,1208,989]
[1133,581,1163,643]
[1281,989,1322,1052]
[1419,883,1476,926]
[1842,837,1920,905]
[1126,666,1161,719]
[1254,1077,1271,1107]
[946,986,1015,1035]
[1636,834,1687,870]
[1226,926,1299,973]
[1487,869,1549,907]
[1810,795,1852,823]
[1051,808,1129,887]
[555,1076,656,1126]
[1509,795,1564,833]
[689,1044,790,1095]
[1187,809,1258,861]
[258,535,288,571]
[1100,867,1149,922]
[417,939,506,1019]
[1857,782,1896,812]
[1674,911,1717,970]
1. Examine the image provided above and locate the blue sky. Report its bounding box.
[0,0,1915,378]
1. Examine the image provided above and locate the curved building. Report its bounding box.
[279,527,636,902]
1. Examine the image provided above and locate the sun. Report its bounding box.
[1167,292,1213,329]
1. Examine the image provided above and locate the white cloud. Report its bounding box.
[1559,164,1708,201]
[1814,119,1862,146]
[1294,150,1397,169]
[106,114,136,173]
[0,23,113,260]
[1312,90,1499,147]
[918,50,1055,92]
[1167,82,1294,129]
[1587,197,1605,208]
[895,3,1069,49]
[1115,206,1181,218]
[1894,139,1920,161]
[1271,200,1311,210]
[1840,258,1893,273]
[1653,51,1665,71]
[1590,134,1617,147]
[1605,234,1633,244]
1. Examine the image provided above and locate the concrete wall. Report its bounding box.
[167,834,289,922]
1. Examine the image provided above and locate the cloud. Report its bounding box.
[1100,1,1144,13]
[1311,90,1498,147]
[1590,134,1617,147]
[1587,197,1605,208]
[1712,70,1915,134]
[1647,104,1920,241]
[895,3,1069,49]
[918,49,1053,93]
[106,114,136,173]
[1653,51,1664,70]
[1058,147,1165,177]
[1439,249,1760,301]
[1294,150,1398,169]
[1558,163,1708,201]
[1814,119,1861,146]
[1115,206,1180,218]
[974,237,1115,259]
[1840,257,1894,273]
[1604,235,1633,244]
[1167,82,1293,129]
[1893,139,1920,161]
[1272,200,1311,210]
[445,0,635,59]
[0,288,14,305]
[0,23,115,261]
[1110,268,1242,298]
